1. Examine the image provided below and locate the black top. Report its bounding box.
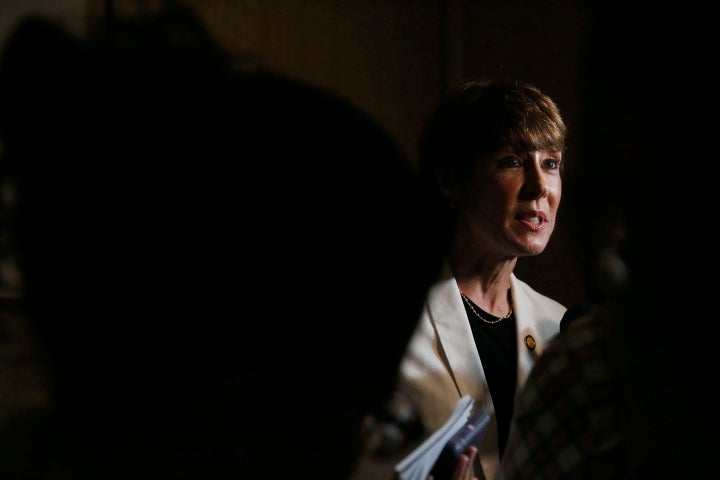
[462,296,517,458]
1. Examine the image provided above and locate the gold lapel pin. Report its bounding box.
[524,334,536,351]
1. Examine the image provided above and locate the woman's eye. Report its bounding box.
[498,156,522,168]
[543,158,560,170]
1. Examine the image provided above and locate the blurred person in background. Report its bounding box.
[498,4,719,478]
[0,4,448,479]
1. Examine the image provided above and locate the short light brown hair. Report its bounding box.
[418,78,567,177]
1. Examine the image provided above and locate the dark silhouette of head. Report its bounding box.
[0,7,445,479]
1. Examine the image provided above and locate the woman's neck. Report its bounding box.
[449,243,516,316]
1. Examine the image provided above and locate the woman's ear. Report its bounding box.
[436,169,458,206]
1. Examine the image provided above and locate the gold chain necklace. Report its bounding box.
[459,290,512,325]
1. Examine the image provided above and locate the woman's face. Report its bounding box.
[448,147,562,257]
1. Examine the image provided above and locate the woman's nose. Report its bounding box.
[521,163,549,199]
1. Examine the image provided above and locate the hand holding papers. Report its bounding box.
[394,395,489,480]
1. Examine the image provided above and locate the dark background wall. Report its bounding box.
[0,0,592,422]
[136,0,593,308]
[82,0,592,308]
[2,0,593,306]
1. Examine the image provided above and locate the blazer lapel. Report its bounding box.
[427,263,493,410]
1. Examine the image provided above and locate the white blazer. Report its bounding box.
[396,261,566,479]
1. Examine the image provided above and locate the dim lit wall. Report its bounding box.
[2,0,591,307]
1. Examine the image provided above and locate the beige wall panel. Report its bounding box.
[187,0,445,163]
[32,0,592,307]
